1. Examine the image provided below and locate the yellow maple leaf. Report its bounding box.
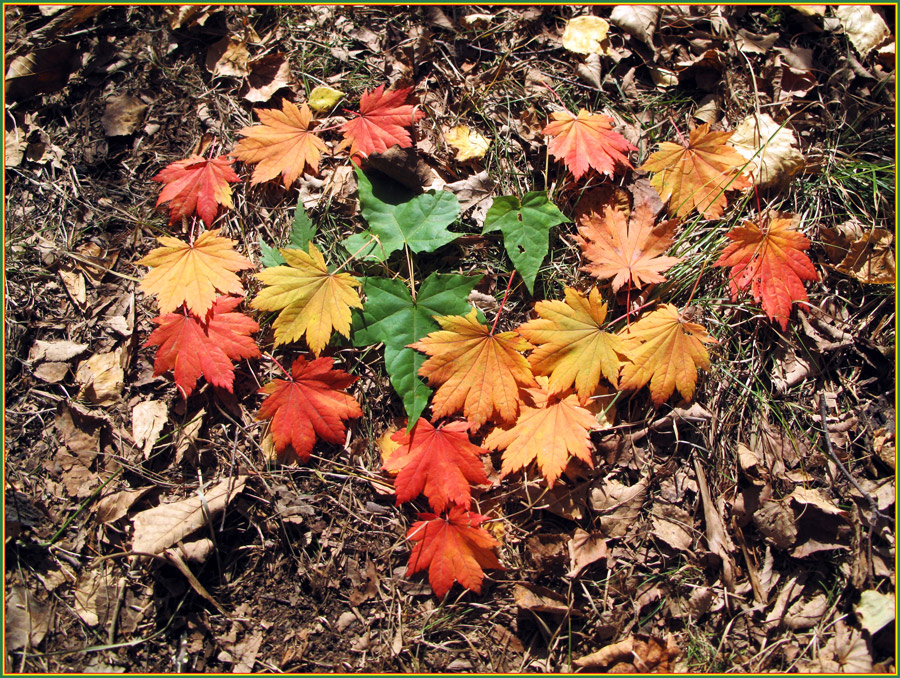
[517,287,625,401]
[618,304,717,406]
[251,244,362,355]
[484,377,599,487]
[639,123,751,219]
[137,229,253,315]
[410,309,535,430]
[232,100,327,187]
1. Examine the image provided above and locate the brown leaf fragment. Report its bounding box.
[753,497,798,549]
[5,43,76,100]
[784,593,828,630]
[131,476,246,555]
[5,586,50,650]
[175,409,205,464]
[514,583,581,617]
[821,223,895,285]
[58,268,86,308]
[243,54,292,103]
[693,459,736,589]
[73,570,116,627]
[34,362,70,383]
[101,94,147,137]
[650,504,694,551]
[75,348,125,405]
[803,620,873,672]
[29,339,88,363]
[205,37,250,78]
[590,474,649,538]
[764,572,805,629]
[526,533,569,572]
[567,528,607,578]
[132,400,168,458]
[96,486,153,524]
[575,633,680,673]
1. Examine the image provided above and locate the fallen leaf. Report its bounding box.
[590,473,649,537]
[575,633,680,672]
[152,154,240,228]
[576,203,682,293]
[411,308,535,430]
[233,100,328,186]
[729,114,804,189]
[444,125,490,161]
[639,122,751,219]
[514,582,578,616]
[96,486,153,523]
[855,590,895,634]
[75,348,125,405]
[618,304,716,406]
[131,476,247,555]
[251,243,362,354]
[338,85,425,161]
[132,400,168,458]
[243,54,293,103]
[405,506,502,598]
[58,268,86,308]
[806,620,873,672]
[255,355,362,461]
[609,6,660,47]
[567,528,607,578]
[5,586,50,650]
[205,36,250,78]
[100,94,147,137]
[4,43,76,100]
[29,339,88,363]
[145,296,260,398]
[651,504,694,552]
[385,419,489,512]
[833,5,891,58]
[543,109,637,179]
[714,212,818,330]
[73,569,115,627]
[561,16,611,55]
[784,593,828,630]
[820,223,895,285]
[138,229,254,316]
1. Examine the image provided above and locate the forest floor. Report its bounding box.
[4,5,896,674]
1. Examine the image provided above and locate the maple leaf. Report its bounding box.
[384,419,489,512]
[517,287,625,400]
[251,243,362,355]
[406,506,502,599]
[618,304,717,406]
[542,109,637,179]
[639,122,751,219]
[138,229,254,316]
[256,355,363,461]
[338,85,425,161]
[144,296,260,398]
[152,154,240,227]
[575,203,683,292]
[713,213,818,330]
[484,377,599,487]
[232,100,327,187]
[352,273,480,426]
[410,309,536,430]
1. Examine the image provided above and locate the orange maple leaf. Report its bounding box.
[639,123,751,219]
[384,419,489,512]
[338,85,425,161]
[410,309,536,430]
[256,355,363,461]
[138,229,254,316]
[233,100,328,187]
[483,377,599,487]
[576,203,683,293]
[406,506,502,599]
[152,154,240,227]
[517,287,625,400]
[542,109,637,179]
[618,304,717,406]
[713,213,818,330]
[145,296,260,398]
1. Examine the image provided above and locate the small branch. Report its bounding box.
[490,271,516,335]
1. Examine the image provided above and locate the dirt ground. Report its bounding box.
[4,5,896,674]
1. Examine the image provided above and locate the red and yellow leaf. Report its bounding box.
[256,355,363,461]
[152,154,240,227]
[406,506,503,599]
[138,229,254,316]
[144,296,260,398]
[385,419,489,512]
[713,213,818,330]
[483,378,598,487]
[251,243,363,355]
[576,203,683,293]
[410,309,536,430]
[517,287,624,400]
[639,123,751,219]
[618,304,717,406]
[542,109,637,179]
[232,100,327,187]
[338,85,425,161]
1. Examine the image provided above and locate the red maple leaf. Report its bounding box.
[542,109,637,179]
[338,85,425,161]
[256,355,363,461]
[152,154,240,227]
[145,296,260,397]
[713,213,818,330]
[406,506,503,598]
[384,419,489,512]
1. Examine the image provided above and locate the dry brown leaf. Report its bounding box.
[205,37,250,78]
[575,633,680,672]
[753,497,798,549]
[58,268,86,308]
[514,583,579,617]
[784,593,828,630]
[132,400,168,458]
[75,348,125,405]
[609,6,660,47]
[29,339,88,363]
[96,486,153,524]
[806,620,873,672]
[833,5,891,58]
[820,222,895,285]
[650,504,694,551]
[694,459,736,589]
[567,528,607,578]
[855,590,895,634]
[590,473,649,538]
[730,114,804,189]
[100,94,147,137]
[131,476,247,555]
[243,54,292,103]
[5,586,50,651]
[73,569,116,627]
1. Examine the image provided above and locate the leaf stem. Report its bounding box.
[490,271,516,335]
[405,244,416,302]
[264,352,293,380]
[608,297,658,327]
[669,116,688,146]
[333,234,378,274]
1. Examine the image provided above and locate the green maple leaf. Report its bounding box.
[260,199,318,267]
[483,192,569,294]
[342,167,461,262]
[352,272,480,425]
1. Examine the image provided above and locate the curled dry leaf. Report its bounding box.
[561,16,611,55]
[444,125,490,162]
[729,114,804,189]
[833,5,891,58]
[575,633,680,672]
[590,473,650,538]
